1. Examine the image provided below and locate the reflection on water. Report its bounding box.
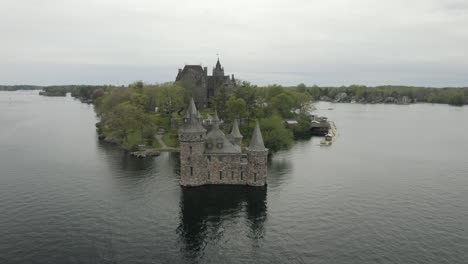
[97,141,156,173]
[1,92,468,264]
[177,186,267,259]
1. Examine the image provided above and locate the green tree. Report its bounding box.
[106,102,140,142]
[259,115,294,152]
[226,96,247,122]
[271,93,295,117]
[213,86,230,119]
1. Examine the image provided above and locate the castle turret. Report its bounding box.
[229,119,243,146]
[179,98,207,186]
[212,58,225,77]
[247,121,268,186]
[185,97,198,120]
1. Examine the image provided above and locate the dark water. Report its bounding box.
[1,91,467,264]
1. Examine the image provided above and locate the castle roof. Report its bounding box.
[248,121,267,151]
[180,98,206,133]
[176,65,205,81]
[186,97,198,119]
[215,58,222,70]
[205,132,241,154]
[184,65,204,72]
[230,119,243,139]
[205,112,241,154]
[213,110,219,121]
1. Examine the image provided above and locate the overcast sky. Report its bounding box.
[0,0,467,86]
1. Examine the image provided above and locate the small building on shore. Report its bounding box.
[178,98,268,187]
[310,115,331,136]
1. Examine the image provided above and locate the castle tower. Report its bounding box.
[179,98,207,186]
[212,58,225,77]
[247,121,268,186]
[229,119,243,146]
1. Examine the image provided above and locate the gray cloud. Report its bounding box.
[0,0,467,86]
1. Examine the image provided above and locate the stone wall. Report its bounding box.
[206,154,246,185]
[180,133,207,187]
[246,150,268,186]
[179,128,268,187]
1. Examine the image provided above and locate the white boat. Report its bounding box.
[320,133,333,146]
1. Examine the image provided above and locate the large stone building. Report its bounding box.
[179,98,268,187]
[175,58,236,109]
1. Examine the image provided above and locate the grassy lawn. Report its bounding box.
[162,131,179,148]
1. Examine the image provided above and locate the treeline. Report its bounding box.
[0,85,42,91]
[94,82,188,151]
[91,81,314,152]
[211,83,313,152]
[38,85,114,99]
[294,84,468,106]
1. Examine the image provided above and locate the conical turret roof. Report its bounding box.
[215,58,222,70]
[248,121,267,151]
[230,119,243,139]
[212,110,220,129]
[181,98,205,133]
[186,97,198,119]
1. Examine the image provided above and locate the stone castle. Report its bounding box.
[178,98,268,187]
[175,58,236,109]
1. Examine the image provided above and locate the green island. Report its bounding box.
[34,82,467,152]
[92,81,313,153]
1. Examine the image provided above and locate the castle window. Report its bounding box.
[219,171,222,180]
[188,157,191,161]
[254,173,257,182]
[208,171,210,179]
[231,171,234,179]
[189,146,192,155]
[207,155,211,161]
[241,171,244,180]
[190,167,193,176]
[207,143,213,149]
[216,143,223,149]
[200,135,202,139]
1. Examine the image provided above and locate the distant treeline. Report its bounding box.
[38,85,118,99]
[289,84,468,106]
[0,85,42,91]
[32,83,468,106]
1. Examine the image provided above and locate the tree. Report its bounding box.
[259,115,294,152]
[292,112,312,138]
[154,83,187,114]
[213,86,230,119]
[226,96,247,122]
[233,82,258,120]
[106,102,140,142]
[271,93,295,117]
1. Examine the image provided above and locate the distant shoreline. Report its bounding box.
[2,83,466,106]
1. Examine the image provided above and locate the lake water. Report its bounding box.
[1,91,467,264]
